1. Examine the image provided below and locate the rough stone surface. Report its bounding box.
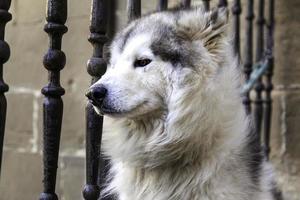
[59,156,85,200]
[269,90,300,200]
[285,91,300,159]
[5,21,48,90]
[5,93,35,151]
[13,0,46,25]
[0,151,44,200]
[274,0,300,86]
[0,0,299,200]
[269,90,284,159]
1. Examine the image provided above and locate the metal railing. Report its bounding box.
[0,0,276,199]
[0,0,11,177]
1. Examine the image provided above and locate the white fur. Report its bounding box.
[92,7,275,200]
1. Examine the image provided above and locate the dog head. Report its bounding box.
[86,7,229,119]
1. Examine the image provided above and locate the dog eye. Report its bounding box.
[134,58,152,68]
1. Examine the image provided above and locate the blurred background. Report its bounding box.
[0,0,299,199]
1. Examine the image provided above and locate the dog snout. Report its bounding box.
[86,85,107,106]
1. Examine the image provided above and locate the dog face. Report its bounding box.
[87,7,228,118]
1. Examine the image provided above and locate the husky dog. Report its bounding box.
[86,6,276,200]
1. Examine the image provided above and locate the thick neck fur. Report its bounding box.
[94,6,277,199]
[101,58,268,199]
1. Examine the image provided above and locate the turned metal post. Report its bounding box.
[254,0,265,140]
[203,0,210,11]
[157,0,168,11]
[263,0,275,159]
[232,0,241,57]
[127,0,141,22]
[0,0,11,175]
[39,1,67,200]
[243,0,254,114]
[181,0,191,8]
[218,0,227,8]
[82,0,109,200]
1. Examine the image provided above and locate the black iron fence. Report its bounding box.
[0,0,276,199]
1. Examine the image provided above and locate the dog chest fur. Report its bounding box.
[91,6,277,200]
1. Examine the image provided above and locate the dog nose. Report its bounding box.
[86,86,107,104]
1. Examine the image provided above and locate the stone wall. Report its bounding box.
[269,0,300,199]
[0,0,299,199]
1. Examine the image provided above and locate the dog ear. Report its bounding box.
[176,7,229,50]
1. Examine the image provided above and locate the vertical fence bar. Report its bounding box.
[0,0,11,175]
[254,0,265,140]
[39,1,68,200]
[127,0,141,22]
[263,0,274,159]
[243,0,254,114]
[218,0,227,8]
[202,0,210,11]
[157,0,168,11]
[83,0,108,200]
[181,0,191,8]
[97,2,115,198]
[232,0,241,57]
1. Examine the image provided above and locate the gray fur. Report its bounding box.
[90,6,276,200]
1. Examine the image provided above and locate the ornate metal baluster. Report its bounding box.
[263,0,274,159]
[218,0,227,8]
[232,0,241,57]
[181,0,191,8]
[127,0,141,22]
[243,0,254,114]
[203,0,210,11]
[39,1,67,200]
[0,0,11,175]
[157,0,168,11]
[82,0,109,200]
[254,0,265,141]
